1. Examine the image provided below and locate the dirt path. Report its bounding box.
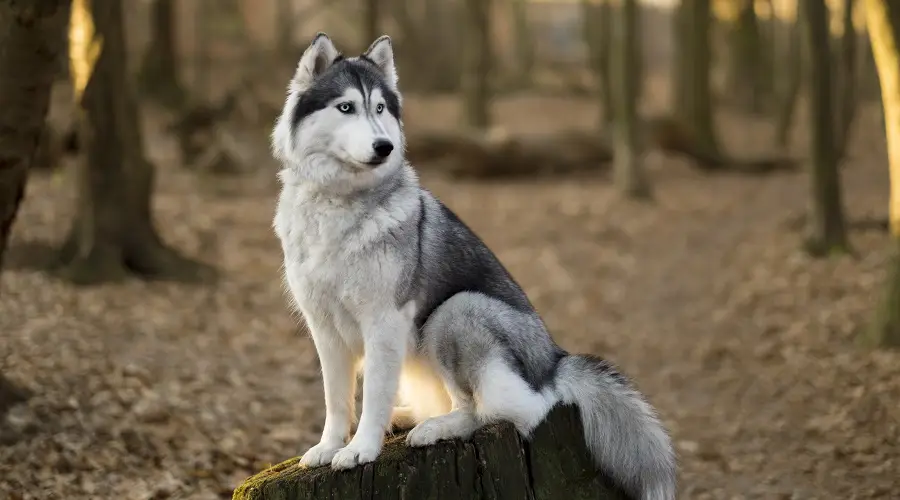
[1,96,898,499]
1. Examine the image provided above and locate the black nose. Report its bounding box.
[373,139,394,158]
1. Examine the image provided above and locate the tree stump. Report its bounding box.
[233,405,630,500]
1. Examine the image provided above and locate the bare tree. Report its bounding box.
[0,0,71,410]
[863,0,900,347]
[726,0,769,113]
[774,6,802,150]
[673,0,720,159]
[0,0,71,271]
[139,0,184,107]
[834,0,859,160]
[363,0,380,47]
[461,0,492,129]
[511,0,535,88]
[59,0,208,284]
[800,0,850,256]
[612,0,650,197]
[582,0,613,127]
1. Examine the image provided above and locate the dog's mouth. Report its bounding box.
[363,157,387,167]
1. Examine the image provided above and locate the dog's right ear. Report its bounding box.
[290,33,340,93]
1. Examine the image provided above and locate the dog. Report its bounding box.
[271,33,676,500]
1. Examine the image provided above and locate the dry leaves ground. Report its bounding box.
[1,92,899,500]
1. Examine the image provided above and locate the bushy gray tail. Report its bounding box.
[552,354,676,500]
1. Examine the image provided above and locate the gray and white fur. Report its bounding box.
[271,33,676,500]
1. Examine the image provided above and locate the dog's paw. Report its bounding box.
[330,439,381,470]
[405,419,450,447]
[298,440,343,468]
[406,412,477,447]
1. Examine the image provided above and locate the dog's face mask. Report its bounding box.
[272,33,405,190]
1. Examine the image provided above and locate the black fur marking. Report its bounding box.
[486,316,566,391]
[290,57,401,133]
[579,353,633,389]
[408,200,535,331]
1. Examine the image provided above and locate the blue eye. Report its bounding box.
[337,102,354,113]
[376,103,385,114]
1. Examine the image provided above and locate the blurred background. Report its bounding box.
[1,0,899,498]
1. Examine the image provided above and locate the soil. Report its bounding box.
[1,91,898,499]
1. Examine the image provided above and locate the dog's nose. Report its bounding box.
[372,139,394,158]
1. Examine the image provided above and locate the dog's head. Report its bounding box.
[272,33,404,189]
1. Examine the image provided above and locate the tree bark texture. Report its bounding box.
[232,405,629,500]
[0,0,71,272]
[0,0,71,415]
[864,0,900,347]
[800,0,850,256]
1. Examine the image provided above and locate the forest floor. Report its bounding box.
[2,89,899,499]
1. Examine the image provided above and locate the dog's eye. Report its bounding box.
[337,102,354,114]
[376,103,385,114]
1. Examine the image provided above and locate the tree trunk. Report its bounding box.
[363,0,380,48]
[800,0,850,256]
[582,0,614,127]
[276,0,292,55]
[511,0,535,89]
[461,0,491,129]
[834,0,859,160]
[59,0,209,284]
[612,0,650,198]
[863,0,900,347]
[0,0,71,272]
[674,0,720,160]
[860,26,883,102]
[232,405,628,500]
[774,10,802,150]
[726,0,768,113]
[671,0,688,119]
[138,0,184,108]
[0,0,71,420]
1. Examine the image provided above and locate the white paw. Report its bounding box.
[330,439,381,470]
[405,419,454,447]
[299,440,343,468]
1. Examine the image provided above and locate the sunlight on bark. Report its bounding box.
[69,0,103,105]
[865,0,900,236]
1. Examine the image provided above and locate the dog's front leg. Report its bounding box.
[330,311,407,469]
[298,319,357,468]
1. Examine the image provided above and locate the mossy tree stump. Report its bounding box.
[233,405,630,500]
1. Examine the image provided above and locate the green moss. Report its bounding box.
[232,457,302,500]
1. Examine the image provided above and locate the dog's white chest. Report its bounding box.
[275,193,351,283]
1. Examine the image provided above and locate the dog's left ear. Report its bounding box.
[363,35,398,90]
[291,33,340,93]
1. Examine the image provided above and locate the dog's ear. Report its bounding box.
[291,33,340,93]
[363,35,398,90]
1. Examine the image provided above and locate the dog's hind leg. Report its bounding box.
[406,292,557,447]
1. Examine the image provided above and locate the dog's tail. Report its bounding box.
[551,354,676,500]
